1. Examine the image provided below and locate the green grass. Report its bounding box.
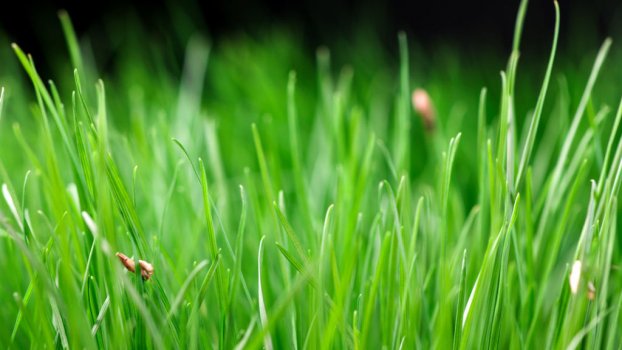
[1,0,621,348]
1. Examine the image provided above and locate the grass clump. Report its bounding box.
[0,0,621,348]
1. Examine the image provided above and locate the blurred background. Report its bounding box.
[2,0,622,123]
[1,0,622,198]
[2,0,622,74]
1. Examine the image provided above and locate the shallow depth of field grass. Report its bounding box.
[1,1,622,349]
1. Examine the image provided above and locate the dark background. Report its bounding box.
[2,0,622,79]
[2,0,622,51]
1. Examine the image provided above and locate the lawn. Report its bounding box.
[0,1,621,349]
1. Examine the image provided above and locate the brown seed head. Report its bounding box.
[116,252,136,272]
[116,252,154,281]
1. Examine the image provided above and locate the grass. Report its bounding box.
[1,0,621,348]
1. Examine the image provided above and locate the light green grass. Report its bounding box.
[0,0,621,348]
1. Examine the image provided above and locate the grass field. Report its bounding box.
[1,0,621,348]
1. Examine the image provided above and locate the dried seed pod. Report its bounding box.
[412,88,436,132]
[116,252,154,281]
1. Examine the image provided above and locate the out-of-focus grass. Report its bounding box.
[0,1,621,348]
